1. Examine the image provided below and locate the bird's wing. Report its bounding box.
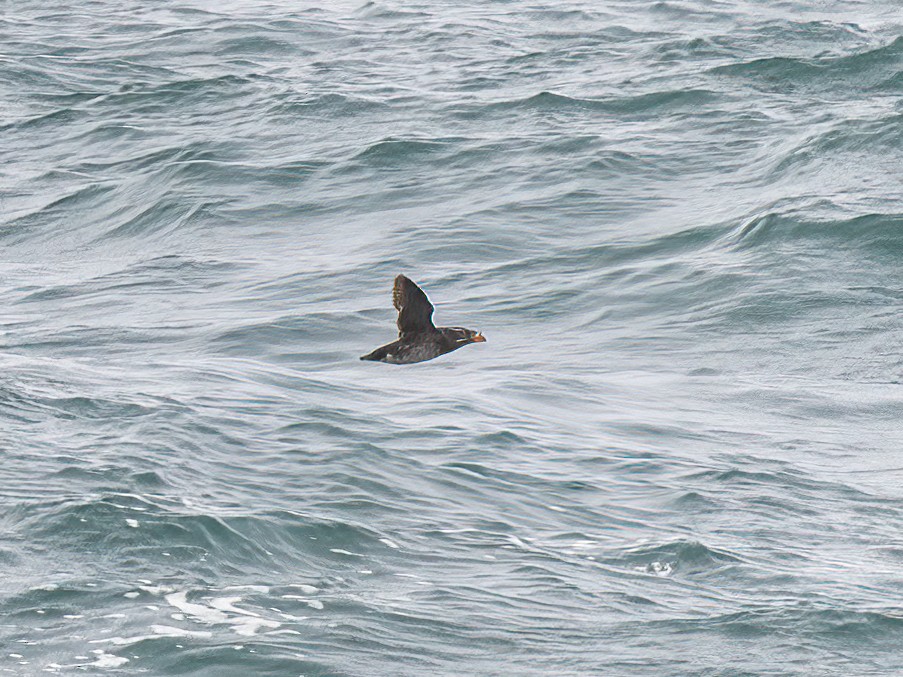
[393,274,435,336]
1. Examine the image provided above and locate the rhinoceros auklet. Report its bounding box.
[360,274,486,364]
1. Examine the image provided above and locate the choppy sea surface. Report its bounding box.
[2,1,902,674]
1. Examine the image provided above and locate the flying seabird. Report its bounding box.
[360,274,486,364]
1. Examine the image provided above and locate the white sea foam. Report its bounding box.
[139,584,173,596]
[231,617,281,636]
[224,585,270,594]
[210,597,260,617]
[506,535,529,549]
[99,625,216,647]
[151,625,215,639]
[288,584,319,594]
[634,561,673,577]
[163,591,282,636]
[89,650,129,668]
[166,592,230,624]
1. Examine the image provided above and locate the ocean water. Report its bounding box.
[1,0,902,674]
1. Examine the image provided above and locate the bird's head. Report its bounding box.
[446,327,487,346]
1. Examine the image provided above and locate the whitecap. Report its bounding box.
[224,585,270,594]
[634,561,673,577]
[231,617,281,636]
[89,650,129,668]
[506,535,529,549]
[165,592,230,624]
[288,584,319,594]
[151,625,214,639]
[209,597,260,617]
[138,584,173,595]
[99,625,215,647]
[164,591,282,637]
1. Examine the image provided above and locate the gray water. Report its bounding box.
[2,1,903,675]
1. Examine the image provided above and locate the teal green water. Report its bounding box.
[2,1,902,675]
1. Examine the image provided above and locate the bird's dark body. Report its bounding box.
[361,327,475,364]
[361,275,485,365]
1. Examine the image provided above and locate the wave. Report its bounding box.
[770,114,903,176]
[663,605,903,641]
[17,255,237,305]
[355,1,432,20]
[17,496,407,576]
[268,92,390,118]
[352,138,451,164]
[0,184,115,244]
[92,199,209,242]
[619,539,743,576]
[0,107,85,133]
[82,74,257,113]
[213,35,297,57]
[710,36,903,91]
[477,88,719,117]
[728,211,903,254]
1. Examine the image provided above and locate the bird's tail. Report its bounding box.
[360,346,388,361]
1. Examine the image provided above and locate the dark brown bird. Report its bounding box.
[360,275,486,364]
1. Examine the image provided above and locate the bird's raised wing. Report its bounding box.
[393,274,435,336]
